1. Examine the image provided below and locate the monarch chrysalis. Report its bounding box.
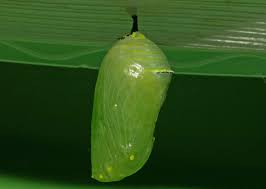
[91,13,172,182]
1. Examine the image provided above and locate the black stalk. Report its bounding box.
[131,15,138,34]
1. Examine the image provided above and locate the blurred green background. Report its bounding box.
[0,62,265,188]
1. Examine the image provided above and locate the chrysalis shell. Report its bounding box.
[91,32,172,182]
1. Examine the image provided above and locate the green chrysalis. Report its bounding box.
[91,14,172,182]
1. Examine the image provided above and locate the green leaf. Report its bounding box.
[0,0,266,77]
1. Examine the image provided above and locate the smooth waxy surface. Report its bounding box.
[1,0,266,79]
[91,32,172,182]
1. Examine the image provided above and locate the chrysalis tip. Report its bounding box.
[131,14,138,34]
